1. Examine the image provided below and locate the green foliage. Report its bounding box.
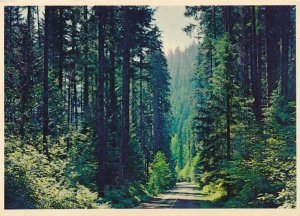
[5,135,109,209]
[64,128,98,191]
[147,151,176,195]
[178,162,192,182]
[5,6,174,209]
[5,6,296,209]
[258,89,296,208]
[104,181,151,208]
[221,88,296,208]
[185,6,295,209]
[168,44,198,170]
[202,179,227,201]
[178,153,200,182]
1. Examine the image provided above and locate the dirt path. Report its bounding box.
[139,182,214,208]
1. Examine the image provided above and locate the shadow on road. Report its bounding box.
[138,182,215,209]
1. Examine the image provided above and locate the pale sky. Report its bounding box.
[153,6,197,55]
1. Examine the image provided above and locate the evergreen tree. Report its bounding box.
[4,5,295,209]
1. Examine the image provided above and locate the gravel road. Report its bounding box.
[139,182,205,208]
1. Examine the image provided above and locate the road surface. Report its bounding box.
[139,182,212,208]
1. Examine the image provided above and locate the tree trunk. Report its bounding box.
[241,6,250,96]
[83,6,89,114]
[20,6,33,137]
[224,6,232,160]
[280,7,290,99]
[265,7,280,101]
[139,52,146,172]
[43,6,50,159]
[251,6,262,120]
[67,75,71,126]
[213,6,216,39]
[96,7,107,196]
[120,6,130,182]
[8,7,12,48]
[256,7,263,110]
[289,15,296,101]
[108,12,117,148]
[58,7,64,91]
[71,12,78,127]
[131,70,136,128]
[36,6,41,49]
[153,83,160,153]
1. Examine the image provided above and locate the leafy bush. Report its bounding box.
[104,152,177,208]
[64,129,98,191]
[178,162,192,182]
[5,135,109,209]
[147,151,176,195]
[223,88,296,208]
[202,179,227,201]
[104,181,151,208]
[178,153,201,182]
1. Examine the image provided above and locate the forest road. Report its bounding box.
[139,182,208,208]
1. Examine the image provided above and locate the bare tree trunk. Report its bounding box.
[20,6,33,137]
[108,35,116,147]
[96,7,107,196]
[251,6,262,120]
[224,6,233,160]
[83,6,89,114]
[43,6,50,159]
[58,7,64,91]
[280,7,290,99]
[120,6,130,182]
[139,52,147,173]
[36,6,41,49]
[153,83,160,153]
[241,6,250,96]
[71,11,78,127]
[265,7,279,101]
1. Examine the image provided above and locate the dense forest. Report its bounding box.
[5,6,175,208]
[4,5,296,209]
[178,6,296,208]
[168,43,198,173]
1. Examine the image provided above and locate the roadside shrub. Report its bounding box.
[147,151,176,195]
[202,179,227,201]
[5,135,109,209]
[104,181,151,208]
[178,153,201,182]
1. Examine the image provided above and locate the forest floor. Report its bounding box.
[139,182,215,208]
